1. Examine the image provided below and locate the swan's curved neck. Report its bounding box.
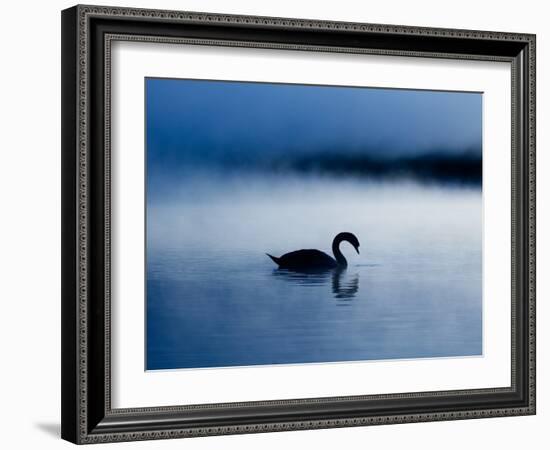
[332,237,348,267]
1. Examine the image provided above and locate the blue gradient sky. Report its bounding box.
[146,78,482,172]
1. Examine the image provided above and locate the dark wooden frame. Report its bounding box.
[61,4,536,444]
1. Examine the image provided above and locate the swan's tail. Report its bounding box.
[266,253,281,266]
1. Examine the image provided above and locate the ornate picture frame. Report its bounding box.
[61,4,536,444]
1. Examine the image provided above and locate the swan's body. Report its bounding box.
[267,232,360,270]
[267,249,338,270]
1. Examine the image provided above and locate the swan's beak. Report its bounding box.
[355,246,360,255]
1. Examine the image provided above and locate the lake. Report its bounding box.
[146,174,482,370]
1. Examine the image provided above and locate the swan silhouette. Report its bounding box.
[266,232,360,270]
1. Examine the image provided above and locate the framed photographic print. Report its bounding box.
[61,4,536,444]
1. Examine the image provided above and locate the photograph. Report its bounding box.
[145,78,483,371]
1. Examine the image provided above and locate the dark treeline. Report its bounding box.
[269,152,482,185]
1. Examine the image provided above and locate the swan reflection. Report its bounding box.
[331,270,359,302]
[272,268,360,302]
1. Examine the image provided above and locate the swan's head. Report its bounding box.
[335,232,360,255]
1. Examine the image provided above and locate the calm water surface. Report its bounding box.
[146,176,482,370]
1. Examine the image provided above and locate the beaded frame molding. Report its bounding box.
[61,4,536,444]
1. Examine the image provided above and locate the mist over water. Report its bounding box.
[146,174,482,370]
